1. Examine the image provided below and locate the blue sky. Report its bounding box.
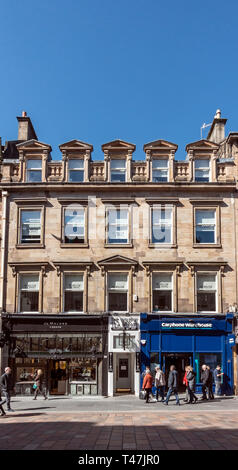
[1,0,238,161]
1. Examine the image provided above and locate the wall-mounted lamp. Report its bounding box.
[141,339,146,346]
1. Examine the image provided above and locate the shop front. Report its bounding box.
[108,315,140,396]
[140,313,235,394]
[2,314,108,397]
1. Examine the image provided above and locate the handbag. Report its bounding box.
[139,390,146,400]
[33,383,37,390]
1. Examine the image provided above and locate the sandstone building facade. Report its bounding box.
[0,110,237,396]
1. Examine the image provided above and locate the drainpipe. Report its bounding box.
[232,192,238,395]
[233,194,238,305]
[0,190,8,371]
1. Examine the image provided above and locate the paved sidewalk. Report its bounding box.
[0,396,237,450]
[6,393,238,412]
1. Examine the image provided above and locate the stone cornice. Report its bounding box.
[0,182,236,192]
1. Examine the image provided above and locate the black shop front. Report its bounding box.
[1,314,109,397]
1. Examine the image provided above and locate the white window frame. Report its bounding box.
[110,159,126,182]
[196,272,217,313]
[106,207,129,245]
[195,209,216,245]
[68,159,84,182]
[26,159,42,182]
[107,273,129,313]
[152,272,173,313]
[64,207,86,244]
[18,274,40,313]
[194,159,210,182]
[20,209,41,244]
[152,159,169,182]
[151,206,173,244]
[63,273,84,313]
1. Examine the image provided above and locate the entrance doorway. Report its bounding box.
[116,354,132,393]
[162,353,192,391]
[49,360,68,395]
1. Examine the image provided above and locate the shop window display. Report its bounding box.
[195,353,222,381]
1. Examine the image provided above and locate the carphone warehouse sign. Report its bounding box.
[161,321,213,330]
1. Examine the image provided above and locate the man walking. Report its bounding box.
[201,364,209,400]
[164,365,180,406]
[0,367,15,412]
[214,365,223,397]
[207,365,214,399]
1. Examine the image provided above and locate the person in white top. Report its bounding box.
[155,366,166,402]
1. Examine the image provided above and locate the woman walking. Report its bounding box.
[142,368,154,403]
[155,366,166,402]
[186,366,198,404]
[183,365,189,403]
[33,369,48,400]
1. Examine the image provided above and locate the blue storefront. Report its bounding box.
[140,313,235,394]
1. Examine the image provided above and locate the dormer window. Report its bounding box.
[26,159,42,182]
[68,159,84,182]
[110,159,126,182]
[195,159,210,182]
[152,159,168,182]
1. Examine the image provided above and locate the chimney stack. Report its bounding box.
[17,111,38,141]
[207,109,227,144]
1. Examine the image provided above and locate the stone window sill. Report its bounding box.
[60,243,89,248]
[104,243,133,248]
[193,243,222,249]
[16,244,45,249]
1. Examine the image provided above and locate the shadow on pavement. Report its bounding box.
[15,407,55,411]
[0,418,237,450]
[1,413,46,419]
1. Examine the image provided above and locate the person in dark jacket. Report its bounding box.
[207,366,214,399]
[0,367,14,412]
[200,364,209,400]
[164,365,180,405]
[186,366,198,404]
[142,369,154,403]
[214,365,223,397]
[33,369,47,400]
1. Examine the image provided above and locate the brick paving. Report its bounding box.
[0,409,238,450]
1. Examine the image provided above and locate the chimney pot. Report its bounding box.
[22,111,27,117]
[207,109,227,144]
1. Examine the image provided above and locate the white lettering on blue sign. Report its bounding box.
[161,322,212,329]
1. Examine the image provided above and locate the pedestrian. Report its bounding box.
[214,365,223,397]
[164,365,180,406]
[183,365,190,402]
[142,366,151,379]
[0,367,15,413]
[33,369,48,400]
[155,366,166,402]
[200,364,209,400]
[207,365,214,399]
[186,366,198,404]
[142,368,154,403]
